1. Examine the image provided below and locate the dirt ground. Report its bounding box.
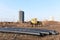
[0,21,60,40]
[0,26,60,40]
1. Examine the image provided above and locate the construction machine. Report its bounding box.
[30,18,37,24]
[30,18,38,27]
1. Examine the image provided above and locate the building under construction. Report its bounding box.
[19,11,24,23]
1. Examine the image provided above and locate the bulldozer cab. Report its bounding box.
[31,18,37,24]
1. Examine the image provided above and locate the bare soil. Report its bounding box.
[0,21,60,40]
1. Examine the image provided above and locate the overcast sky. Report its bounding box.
[0,0,60,21]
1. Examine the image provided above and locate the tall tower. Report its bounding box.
[19,11,24,22]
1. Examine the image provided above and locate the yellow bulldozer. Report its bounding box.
[30,18,37,24]
[30,18,42,27]
[30,18,38,27]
